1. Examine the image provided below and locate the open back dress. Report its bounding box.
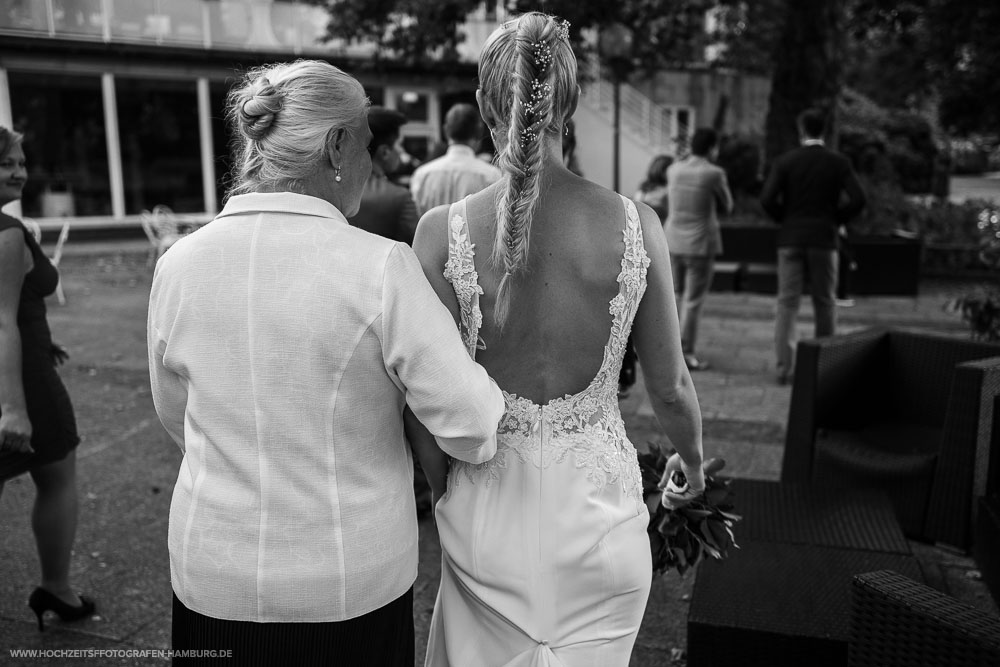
[425,194,653,667]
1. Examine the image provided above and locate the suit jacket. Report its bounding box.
[760,143,866,248]
[665,156,734,256]
[350,175,419,244]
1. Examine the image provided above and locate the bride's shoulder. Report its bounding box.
[412,204,453,273]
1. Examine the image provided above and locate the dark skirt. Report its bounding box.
[171,588,414,667]
[0,348,80,482]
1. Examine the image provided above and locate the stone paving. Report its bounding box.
[0,243,996,666]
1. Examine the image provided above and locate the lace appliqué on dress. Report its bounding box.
[445,198,650,505]
[443,214,485,356]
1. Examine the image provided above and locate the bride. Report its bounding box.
[411,12,706,666]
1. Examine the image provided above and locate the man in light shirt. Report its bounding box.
[410,103,501,215]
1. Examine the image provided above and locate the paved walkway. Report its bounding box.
[0,244,996,665]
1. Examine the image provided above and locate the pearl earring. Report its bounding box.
[335,166,342,182]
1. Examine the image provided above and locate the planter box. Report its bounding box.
[849,236,923,297]
[715,224,923,297]
[975,497,1000,607]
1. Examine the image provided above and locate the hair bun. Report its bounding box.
[238,78,284,141]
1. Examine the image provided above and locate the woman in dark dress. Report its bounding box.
[0,126,95,630]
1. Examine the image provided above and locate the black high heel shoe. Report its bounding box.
[28,587,96,631]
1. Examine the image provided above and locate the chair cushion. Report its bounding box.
[815,422,939,477]
[814,422,940,537]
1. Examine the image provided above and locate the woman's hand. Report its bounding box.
[659,452,708,510]
[0,409,33,454]
[51,343,70,366]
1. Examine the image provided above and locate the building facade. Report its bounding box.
[0,0,500,226]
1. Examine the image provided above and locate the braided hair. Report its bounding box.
[478,13,576,328]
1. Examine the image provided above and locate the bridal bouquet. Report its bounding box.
[638,444,741,576]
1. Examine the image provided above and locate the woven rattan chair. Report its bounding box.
[850,570,1000,666]
[781,328,1000,548]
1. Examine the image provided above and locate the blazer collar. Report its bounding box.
[216,192,349,226]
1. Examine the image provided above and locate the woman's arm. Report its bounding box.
[0,227,33,453]
[399,205,466,491]
[403,406,447,504]
[630,201,705,494]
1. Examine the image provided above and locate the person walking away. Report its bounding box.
[409,103,501,216]
[349,106,420,244]
[147,60,504,666]
[760,108,866,384]
[410,13,707,666]
[665,128,733,371]
[0,125,96,631]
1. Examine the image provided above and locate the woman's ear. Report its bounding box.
[565,85,580,125]
[327,127,347,168]
[476,90,498,136]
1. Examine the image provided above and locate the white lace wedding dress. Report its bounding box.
[425,195,653,667]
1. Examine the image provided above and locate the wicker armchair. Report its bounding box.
[850,570,1000,666]
[781,328,1000,548]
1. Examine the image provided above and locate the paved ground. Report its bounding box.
[0,241,997,665]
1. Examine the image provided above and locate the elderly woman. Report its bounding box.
[0,126,95,631]
[147,60,503,665]
[412,14,705,666]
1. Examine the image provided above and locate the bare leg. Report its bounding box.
[29,452,83,606]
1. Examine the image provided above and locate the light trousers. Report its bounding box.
[671,253,714,356]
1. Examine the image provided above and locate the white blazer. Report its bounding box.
[147,192,503,622]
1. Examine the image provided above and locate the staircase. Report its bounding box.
[574,58,694,192]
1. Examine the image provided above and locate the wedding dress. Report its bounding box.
[425,194,653,667]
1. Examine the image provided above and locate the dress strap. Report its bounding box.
[608,195,650,360]
[443,197,485,358]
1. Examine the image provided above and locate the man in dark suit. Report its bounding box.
[760,108,866,384]
[349,107,419,244]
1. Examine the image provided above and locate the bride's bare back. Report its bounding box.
[460,171,631,403]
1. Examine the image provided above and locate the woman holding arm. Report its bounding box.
[411,13,705,666]
[147,60,503,666]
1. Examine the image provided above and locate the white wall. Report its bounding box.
[573,99,660,197]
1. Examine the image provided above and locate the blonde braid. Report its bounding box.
[490,17,564,328]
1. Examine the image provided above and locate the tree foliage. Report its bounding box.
[313,0,1000,135]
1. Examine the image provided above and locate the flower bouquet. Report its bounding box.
[638,443,741,576]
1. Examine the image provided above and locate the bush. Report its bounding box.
[839,89,941,194]
[950,139,990,175]
[717,134,763,197]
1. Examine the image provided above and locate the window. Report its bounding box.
[116,77,203,213]
[9,72,111,218]
[210,80,235,205]
[397,91,430,123]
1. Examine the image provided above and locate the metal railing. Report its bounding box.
[580,57,694,157]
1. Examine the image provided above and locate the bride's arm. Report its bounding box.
[630,201,705,491]
[402,204,466,498]
[404,406,447,505]
[412,205,461,325]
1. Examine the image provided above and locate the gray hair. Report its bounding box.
[225,60,368,198]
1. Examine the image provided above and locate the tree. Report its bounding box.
[761,0,847,165]
[314,0,717,73]
[310,0,483,66]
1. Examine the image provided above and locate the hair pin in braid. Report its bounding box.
[532,42,554,70]
[555,19,570,44]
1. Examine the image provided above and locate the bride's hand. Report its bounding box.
[658,453,707,510]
